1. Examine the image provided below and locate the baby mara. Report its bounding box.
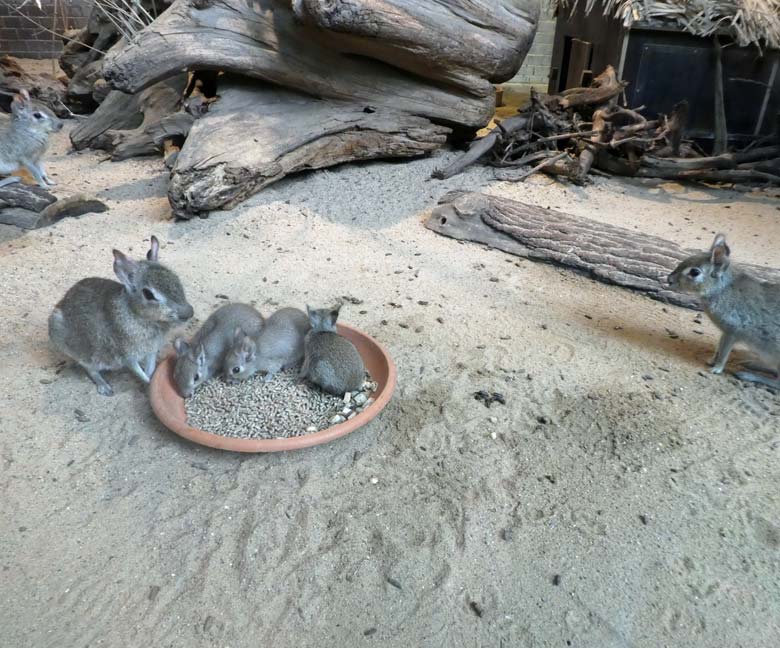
[175,303,365,398]
[1,89,62,189]
[49,236,193,396]
[669,233,780,389]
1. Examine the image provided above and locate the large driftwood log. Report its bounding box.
[60,0,166,111]
[425,191,780,309]
[70,76,188,158]
[104,0,538,130]
[169,79,451,218]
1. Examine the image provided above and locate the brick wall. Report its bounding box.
[509,3,556,91]
[0,0,92,59]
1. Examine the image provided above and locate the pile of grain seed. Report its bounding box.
[185,369,377,440]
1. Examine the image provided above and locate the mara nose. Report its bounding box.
[179,303,194,321]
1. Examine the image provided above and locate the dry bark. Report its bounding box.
[557,66,627,110]
[59,0,165,111]
[0,184,107,229]
[425,191,780,309]
[70,76,188,159]
[169,79,451,218]
[0,183,56,213]
[103,0,538,130]
[0,55,69,118]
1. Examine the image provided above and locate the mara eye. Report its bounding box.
[232,366,240,374]
[33,112,43,119]
[194,373,201,383]
[688,268,701,278]
[142,288,157,301]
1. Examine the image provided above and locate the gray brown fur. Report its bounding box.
[225,307,310,382]
[668,233,780,388]
[48,236,193,396]
[0,90,63,189]
[300,305,365,396]
[174,303,264,397]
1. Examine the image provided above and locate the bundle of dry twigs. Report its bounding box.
[433,66,780,187]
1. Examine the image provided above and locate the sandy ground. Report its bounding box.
[2,115,780,648]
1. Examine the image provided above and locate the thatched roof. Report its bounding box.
[554,1,780,50]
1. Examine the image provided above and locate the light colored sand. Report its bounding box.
[1,120,779,648]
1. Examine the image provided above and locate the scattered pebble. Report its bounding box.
[552,574,561,586]
[74,408,90,423]
[386,576,402,590]
[469,601,483,618]
[474,390,506,407]
[185,369,375,439]
[370,477,379,485]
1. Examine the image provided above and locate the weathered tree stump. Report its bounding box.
[426,191,780,309]
[170,79,450,218]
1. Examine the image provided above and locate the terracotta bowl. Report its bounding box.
[149,324,396,453]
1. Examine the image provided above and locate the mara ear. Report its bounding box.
[113,249,140,289]
[173,337,189,355]
[196,344,207,368]
[710,233,731,268]
[11,92,30,115]
[328,304,342,325]
[239,334,256,359]
[710,233,730,252]
[233,325,244,345]
[147,235,160,262]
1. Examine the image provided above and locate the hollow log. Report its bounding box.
[169,79,451,218]
[103,0,539,130]
[70,76,188,158]
[425,191,780,309]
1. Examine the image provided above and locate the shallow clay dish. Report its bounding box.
[149,324,396,452]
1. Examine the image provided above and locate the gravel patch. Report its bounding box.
[185,369,376,439]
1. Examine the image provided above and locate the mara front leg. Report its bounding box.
[128,360,151,384]
[144,353,158,380]
[708,331,736,374]
[22,160,52,188]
